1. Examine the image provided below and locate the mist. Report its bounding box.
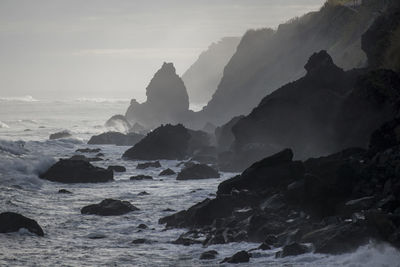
[0,0,325,102]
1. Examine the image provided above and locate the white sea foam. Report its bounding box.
[0,139,27,155]
[0,95,38,102]
[0,121,10,128]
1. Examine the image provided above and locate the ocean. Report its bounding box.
[0,97,399,266]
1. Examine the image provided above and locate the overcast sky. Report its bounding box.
[0,0,325,101]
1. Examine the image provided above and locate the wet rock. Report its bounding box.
[138,191,150,196]
[200,250,218,260]
[176,164,220,180]
[132,238,148,244]
[69,155,103,162]
[123,124,191,160]
[258,242,272,250]
[0,212,44,236]
[138,224,148,229]
[162,208,176,212]
[276,243,309,258]
[58,189,72,194]
[76,148,101,153]
[221,251,251,264]
[107,165,126,172]
[136,161,161,169]
[81,199,139,216]
[159,168,176,176]
[217,149,303,195]
[172,236,202,246]
[130,175,153,181]
[88,131,144,146]
[49,130,72,140]
[40,159,113,183]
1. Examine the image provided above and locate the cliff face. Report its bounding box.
[182,37,240,106]
[125,62,190,129]
[193,1,387,127]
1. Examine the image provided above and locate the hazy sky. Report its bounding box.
[0,0,325,102]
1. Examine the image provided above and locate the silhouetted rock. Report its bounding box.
[124,124,191,160]
[136,161,161,169]
[125,62,190,129]
[215,116,244,153]
[130,175,153,181]
[69,155,103,162]
[369,118,400,155]
[49,130,71,140]
[40,159,113,183]
[132,238,148,244]
[76,148,101,153]
[107,165,126,172]
[177,164,220,180]
[275,243,309,258]
[58,189,72,194]
[159,168,176,176]
[0,212,44,236]
[81,199,139,216]
[221,251,250,264]
[88,132,144,146]
[138,224,148,229]
[194,3,386,128]
[200,250,218,260]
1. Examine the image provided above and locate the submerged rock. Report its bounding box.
[176,164,220,180]
[76,148,101,153]
[88,132,144,146]
[69,155,103,162]
[0,212,44,236]
[130,175,153,181]
[40,159,113,183]
[199,250,218,260]
[136,161,161,169]
[107,165,126,173]
[49,130,72,140]
[58,189,72,194]
[221,251,251,264]
[81,199,139,216]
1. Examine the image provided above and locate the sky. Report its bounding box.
[0,0,326,102]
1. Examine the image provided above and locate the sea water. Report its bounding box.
[0,97,399,266]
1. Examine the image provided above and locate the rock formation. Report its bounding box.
[88,132,144,146]
[0,212,44,236]
[125,63,191,130]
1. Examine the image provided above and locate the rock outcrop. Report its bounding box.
[88,132,144,146]
[39,159,113,183]
[192,1,387,128]
[104,114,131,132]
[81,199,139,216]
[0,212,44,236]
[176,164,220,180]
[125,62,191,130]
[159,120,400,255]
[49,130,72,140]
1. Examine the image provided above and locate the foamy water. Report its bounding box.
[0,99,399,266]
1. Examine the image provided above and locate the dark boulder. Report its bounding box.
[159,168,176,176]
[275,243,309,258]
[217,149,304,195]
[132,238,148,244]
[107,165,126,172]
[123,124,191,160]
[221,251,251,264]
[76,148,101,153]
[136,161,161,169]
[369,118,400,155]
[81,199,139,216]
[177,164,220,180]
[39,159,113,183]
[49,130,72,140]
[88,132,144,146]
[0,212,44,236]
[200,250,218,260]
[69,155,103,162]
[138,224,148,229]
[58,189,72,194]
[130,175,153,181]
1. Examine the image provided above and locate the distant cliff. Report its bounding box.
[193,0,387,128]
[125,62,191,129]
[182,37,240,106]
